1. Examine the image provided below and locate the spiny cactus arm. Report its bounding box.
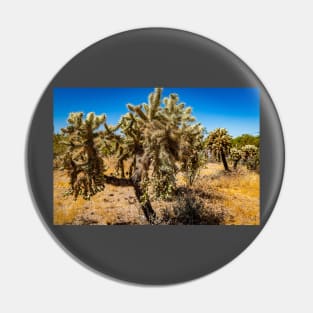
[163,94,178,112]
[91,114,106,130]
[156,111,171,124]
[67,112,83,128]
[108,118,124,133]
[127,104,138,112]
[151,119,167,130]
[147,88,162,119]
[184,107,192,115]
[100,140,113,156]
[126,129,138,141]
[151,87,162,105]
[97,114,106,123]
[103,121,122,137]
[127,104,148,122]
[61,126,75,134]
[143,103,150,113]
[59,137,84,150]
[59,140,73,146]
[121,118,134,133]
[121,112,136,122]
[182,114,196,123]
[177,102,185,110]
[186,123,203,136]
[103,122,113,134]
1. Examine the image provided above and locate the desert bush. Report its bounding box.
[161,192,225,225]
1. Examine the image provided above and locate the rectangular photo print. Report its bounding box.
[53,87,260,225]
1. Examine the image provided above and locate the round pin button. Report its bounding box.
[27,28,284,284]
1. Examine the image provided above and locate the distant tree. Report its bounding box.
[206,128,232,171]
[232,134,259,148]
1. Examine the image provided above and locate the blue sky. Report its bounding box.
[54,87,259,137]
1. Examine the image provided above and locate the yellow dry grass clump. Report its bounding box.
[196,164,259,225]
[53,162,259,225]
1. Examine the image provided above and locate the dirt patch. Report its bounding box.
[53,163,259,225]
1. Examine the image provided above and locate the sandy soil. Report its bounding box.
[53,162,259,225]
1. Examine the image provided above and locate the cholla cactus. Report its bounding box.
[61,112,106,199]
[206,128,232,171]
[105,88,205,222]
[180,124,206,186]
[147,91,204,195]
[241,144,259,170]
[230,147,242,170]
[59,88,206,223]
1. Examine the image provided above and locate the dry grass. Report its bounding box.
[193,165,260,225]
[53,162,259,225]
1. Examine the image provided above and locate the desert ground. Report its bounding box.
[53,161,259,225]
